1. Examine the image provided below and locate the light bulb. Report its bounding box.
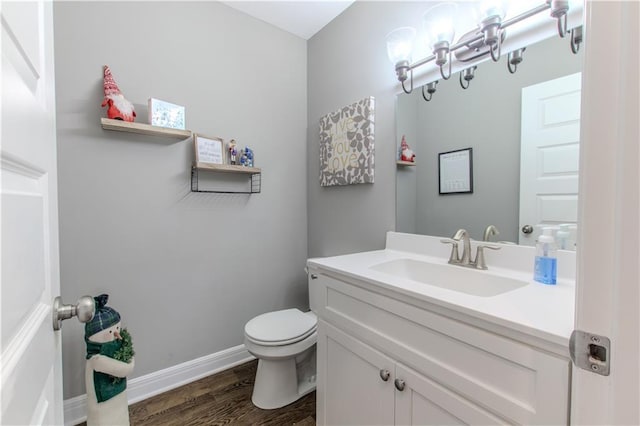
[422,2,458,50]
[476,0,509,23]
[386,27,416,65]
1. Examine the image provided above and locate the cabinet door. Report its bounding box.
[395,363,507,426]
[317,320,395,426]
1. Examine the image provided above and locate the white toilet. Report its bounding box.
[244,308,317,409]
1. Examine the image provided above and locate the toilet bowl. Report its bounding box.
[244,308,317,409]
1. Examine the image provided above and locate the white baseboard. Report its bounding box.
[64,344,254,426]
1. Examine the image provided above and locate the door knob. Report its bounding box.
[522,224,534,234]
[379,369,390,382]
[52,296,95,331]
[394,378,406,391]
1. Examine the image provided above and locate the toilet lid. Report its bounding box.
[245,309,317,344]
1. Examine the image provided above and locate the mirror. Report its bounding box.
[396,34,583,245]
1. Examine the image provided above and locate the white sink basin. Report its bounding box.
[370,258,528,297]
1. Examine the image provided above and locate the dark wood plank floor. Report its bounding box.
[77,360,316,425]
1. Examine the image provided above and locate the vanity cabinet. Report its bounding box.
[310,270,571,425]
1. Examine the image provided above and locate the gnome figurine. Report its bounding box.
[85,294,135,426]
[101,65,136,122]
[400,135,416,162]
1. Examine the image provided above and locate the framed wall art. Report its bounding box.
[194,134,224,165]
[148,98,186,129]
[319,96,375,186]
[438,148,473,195]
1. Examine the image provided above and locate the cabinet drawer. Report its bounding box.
[311,273,570,425]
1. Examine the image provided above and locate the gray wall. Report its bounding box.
[401,36,583,242]
[308,2,431,258]
[54,2,307,399]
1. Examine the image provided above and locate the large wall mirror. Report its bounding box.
[396,34,583,247]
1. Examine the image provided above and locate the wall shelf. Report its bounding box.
[101,118,192,139]
[396,160,416,167]
[191,162,261,194]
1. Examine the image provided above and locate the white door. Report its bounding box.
[519,72,581,246]
[1,1,64,424]
[572,1,639,424]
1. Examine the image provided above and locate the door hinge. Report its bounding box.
[569,330,611,376]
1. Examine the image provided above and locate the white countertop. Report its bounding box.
[308,232,576,350]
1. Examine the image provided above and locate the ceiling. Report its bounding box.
[221,1,355,40]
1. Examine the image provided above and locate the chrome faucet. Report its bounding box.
[441,228,501,270]
[483,225,500,242]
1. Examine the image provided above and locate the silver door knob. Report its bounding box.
[394,378,405,391]
[379,369,390,382]
[521,224,534,234]
[52,296,95,331]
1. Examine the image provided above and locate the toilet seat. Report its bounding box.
[245,309,317,347]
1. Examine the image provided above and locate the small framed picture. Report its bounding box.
[148,98,186,129]
[194,134,224,165]
[438,147,473,195]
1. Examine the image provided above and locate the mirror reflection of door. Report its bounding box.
[519,72,581,247]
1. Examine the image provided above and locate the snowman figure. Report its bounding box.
[84,294,135,426]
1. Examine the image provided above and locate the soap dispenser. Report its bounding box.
[556,224,571,250]
[534,227,557,285]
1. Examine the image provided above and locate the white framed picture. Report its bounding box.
[148,98,186,129]
[194,134,224,165]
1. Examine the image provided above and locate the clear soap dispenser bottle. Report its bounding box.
[534,227,557,285]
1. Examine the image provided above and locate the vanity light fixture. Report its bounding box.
[422,2,458,80]
[507,47,525,74]
[387,0,582,100]
[459,66,477,90]
[422,81,438,101]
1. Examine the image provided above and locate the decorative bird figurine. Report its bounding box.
[101,65,136,122]
[400,135,416,162]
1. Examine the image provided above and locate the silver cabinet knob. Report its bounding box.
[310,274,318,280]
[394,378,406,391]
[52,296,95,331]
[522,225,534,234]
[379,369,390,382]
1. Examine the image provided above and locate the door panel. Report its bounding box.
[318,320,395,426]
[1,0,62,424]
[395,363,507,425]
[519,72,581,246]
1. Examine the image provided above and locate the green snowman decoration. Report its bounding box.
[84,294,135,425]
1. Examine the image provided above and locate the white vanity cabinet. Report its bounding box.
[310,270,571,425]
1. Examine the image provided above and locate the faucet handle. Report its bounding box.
[474,244,501,270]
[440,239,460,264]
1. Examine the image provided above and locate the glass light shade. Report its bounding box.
[386,27,416,65]
[422,2,458,49]
[476,0,509,22]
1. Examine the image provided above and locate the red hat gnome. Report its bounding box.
[101,65,136,122]
[400,135,415,162]
[85,294,134,426]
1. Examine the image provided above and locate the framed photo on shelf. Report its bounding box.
[148,98,186,129]
[194,134,224,165]
[438,147,473,195]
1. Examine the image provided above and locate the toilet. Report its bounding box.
[244,308,317,409]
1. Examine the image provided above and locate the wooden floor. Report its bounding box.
[78,360,316,425]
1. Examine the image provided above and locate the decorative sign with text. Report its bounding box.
[319,97,375,186]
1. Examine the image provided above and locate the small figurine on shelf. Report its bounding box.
[101,65,136,122]
[84,294,135,426]
[228,139,238,165]
[400,135,416,162]
[240,148,248,166]
[243,147,254,167]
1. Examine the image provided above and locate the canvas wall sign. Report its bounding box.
[319,96,375,186]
